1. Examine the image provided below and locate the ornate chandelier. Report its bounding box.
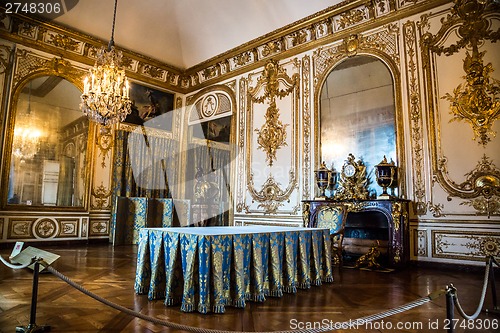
[80,0,131,127]
[13,84,42,159]
[12,118,42,159]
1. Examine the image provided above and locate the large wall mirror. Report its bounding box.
[320,55,397,197]
[4,75,89,208]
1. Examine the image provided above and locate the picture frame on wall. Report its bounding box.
[125,82,175,130]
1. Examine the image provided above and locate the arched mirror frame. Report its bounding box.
[1,58,94,211]
[314,51,407,198]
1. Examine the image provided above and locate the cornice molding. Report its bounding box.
[0,0,450,93]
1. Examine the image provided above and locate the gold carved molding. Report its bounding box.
[1,1,452,93]
[12,48,85,90]
[301,55,312,200]
[249,175,288,214]
[237,79,249,213]
[0,13,184,91]
[403,21,427,215]
[0,44,11,75]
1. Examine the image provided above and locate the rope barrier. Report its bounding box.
[492,256,499,267]
[45,263,439,333]
[3,252,496,333]
[0,254,35,270]
[451,256,493,321]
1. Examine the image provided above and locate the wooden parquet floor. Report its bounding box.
[0,243,498,332]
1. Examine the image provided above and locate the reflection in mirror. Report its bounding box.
[320,55,397,197]
[186,115,232,226]
[7,76,88,207]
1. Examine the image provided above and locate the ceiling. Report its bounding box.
[51,0,344,69]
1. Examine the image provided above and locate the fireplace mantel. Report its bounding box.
[302,199,410,268]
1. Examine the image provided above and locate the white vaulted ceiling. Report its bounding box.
[52,0,343,69]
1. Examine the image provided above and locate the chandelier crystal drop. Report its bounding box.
[80,0,132,127]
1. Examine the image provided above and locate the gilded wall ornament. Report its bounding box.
[97,129,113,168]
[91,182,112,210]
[427,201,446,218]
[480,237,500,257]
[345,34,360,56]
[249,175,287,214]
[442,49,500,146]
[422,0,500,146]
[437,154,500,217]
[336,8,368,29]
[250,59,297,166]
[254,99,288,166]
[46,33,80,51]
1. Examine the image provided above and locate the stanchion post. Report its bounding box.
[16,259,51,333]
[486,256,499,315]
[446,284,456,333]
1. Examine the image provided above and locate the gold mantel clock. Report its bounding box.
[334,153,370,200]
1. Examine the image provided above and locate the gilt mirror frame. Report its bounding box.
[1,52,93,211]
[313,50,406,200]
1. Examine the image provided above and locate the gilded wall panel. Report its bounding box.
[89,219,109,237]
[432,230,500,261]
[420,2,500,217]
[9,218,32,238]
[90,128,113,211]
[5,217,86,240]
[58,220,79,237]
[244,59,300,214]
